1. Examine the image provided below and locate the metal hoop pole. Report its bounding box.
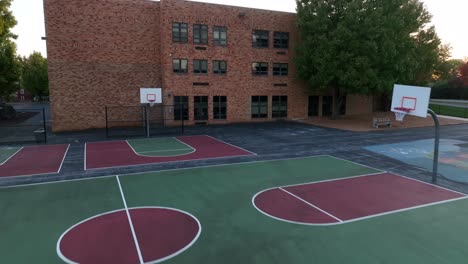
[427,108,440,183]
[146,104,150,138]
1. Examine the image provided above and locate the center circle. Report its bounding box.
[57,207,201,264]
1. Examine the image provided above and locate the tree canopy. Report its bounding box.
[21,52,48,98]
[460,61,468,87]
[295,0,443,116]
[0,0,19,101]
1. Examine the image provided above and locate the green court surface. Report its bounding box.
[1,156,468,263]
[127,137,194,157]
[0,147,22,164]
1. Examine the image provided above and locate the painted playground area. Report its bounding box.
[366,139,468,183]
[2,151,468,263]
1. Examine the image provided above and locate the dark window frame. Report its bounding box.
[273,63,288,76]
[273,32,289,49]
[213,26,227,46]
[213,60,227,75]
[251,96,268,118]
[213,96,227,120]
[173,58,188,73]
[272,95,288,118]
[252,30,269,48]
[172,22,188,43]
[193,59,208,74]
[193,24,208,45]
[252,62,269,76]
[194,96,208,121]
[174,96,189,120]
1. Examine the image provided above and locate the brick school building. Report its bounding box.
[44,0,377,132]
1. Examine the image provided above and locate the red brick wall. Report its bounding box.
[45,0,373,131]
[44,0,162,131]
[159,0,308,124]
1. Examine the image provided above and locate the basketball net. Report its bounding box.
[393,107,411,121]
[148,100,155,107]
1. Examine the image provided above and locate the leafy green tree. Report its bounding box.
[21,52,48,98]
[460,61,468,87]
[295,0,442,117]
[0,0,19,101]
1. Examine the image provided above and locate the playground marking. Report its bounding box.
[116,175,144,264]
[278,187,343,222]
[0,147,23,166]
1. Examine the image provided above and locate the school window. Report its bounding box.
[174,96,189,120]
[252,30,269,48]
[172,22,188,43]
[193,60,208,74]
[272,96,288,118]
[173,59,188,73]
[194,96,208,120]
[193,24,208,45]
[274,32,289,49]
[213,60,227,74]
[213,26,227,46]
[251,96,268,118]
[252,62,268,75]
[273,63,288,76]
[213,96,227,120]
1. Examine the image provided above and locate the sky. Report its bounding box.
[10,0,468,60]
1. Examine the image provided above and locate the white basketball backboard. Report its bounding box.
[140,88,162,104]
[391,84,431,118]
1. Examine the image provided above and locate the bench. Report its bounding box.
[372,117,391,128]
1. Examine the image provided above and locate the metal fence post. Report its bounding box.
[105,106,109,138]
[42,108,47,143]
[146,104,150,138]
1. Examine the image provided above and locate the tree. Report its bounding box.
[0,0,19,101]
[21,52,49,98]
[460,61,468,87]
[295,0,442,118]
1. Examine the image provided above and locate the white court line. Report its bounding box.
[252,171,468,226]
[203,135,258,155]
[55,206,202,264]
[57,145,71,174]
[279,187,343,222]
[116,175,144,264]
[0,144,70,179]
[0,147,24,166]
[327,154,468,196]
[2,154,329,188]
[125,138,196,158]
[138,148,193,154]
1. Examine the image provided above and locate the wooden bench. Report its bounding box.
[372,117,392,128]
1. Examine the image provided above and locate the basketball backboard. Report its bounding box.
[140,88,162,104]
[391,84,431,118]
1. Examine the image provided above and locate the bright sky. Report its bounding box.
[10,0,468,59]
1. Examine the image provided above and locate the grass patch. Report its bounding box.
[429,104,468,118]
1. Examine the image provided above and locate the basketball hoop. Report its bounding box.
[393,107,411,121]
[148,99,155,107]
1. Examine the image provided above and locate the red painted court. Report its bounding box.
[0,144,69,178]
[85,135,255,170]
[254,173,466,225]
[58,207,200,264]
